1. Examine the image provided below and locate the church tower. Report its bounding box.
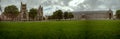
[108,9,113,19]
[36,5,43,21]
[0,5,2,12]
[20,2,29,21]
[0,0,1,12]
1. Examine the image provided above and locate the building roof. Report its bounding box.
[74,11,108,13]
[72,10,112,15]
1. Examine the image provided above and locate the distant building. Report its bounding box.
[0,6,1,13]
[18,2,29,21]
[35,5,44,21]
[0,2,43,21]
[72,9,113,20]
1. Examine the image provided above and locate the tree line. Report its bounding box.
[48,10,74,20]
[115,10,120,19]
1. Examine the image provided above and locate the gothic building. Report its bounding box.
[0,2,43,21]
[19,2,29,21]
[0,6,1,12]
[36,5,43,21]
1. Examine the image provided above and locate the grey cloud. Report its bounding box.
[77,0,120,11]
[1,0,120,15]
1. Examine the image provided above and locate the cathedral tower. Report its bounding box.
[36,5,43,21]
[108,9,113,19]
[0,5,2,12]
[20,2,29,21]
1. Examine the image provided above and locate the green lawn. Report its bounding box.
[0,20,120,39]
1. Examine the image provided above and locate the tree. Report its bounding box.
[57,10,63,20]
[52,10,63,20]
[4,5,19,20]
[29,8,37,20]
[52,11,58,19]
[116,10,120,19]
[64,12,69,19]
[68,12,74,20]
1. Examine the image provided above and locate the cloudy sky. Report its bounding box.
[0,0,120,15]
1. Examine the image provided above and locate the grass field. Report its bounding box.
[0,20,120,39]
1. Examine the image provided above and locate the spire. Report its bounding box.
[0,0,1,12]
[108,8,112,12]
[21,2,22,5]
[39,5,41,8]
[108,8,112,11]
[20,0,25,5]
[20,0,22,4]
[0,5,2,12]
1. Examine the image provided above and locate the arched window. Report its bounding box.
[23,13,26,19]
[109,13,112,19]
[81,14,86,20]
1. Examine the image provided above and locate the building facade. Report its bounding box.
[19,2,29,21]
[0,2,43,21]
[72,9,113,20]
[35,5,43,21]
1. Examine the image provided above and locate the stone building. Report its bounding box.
[72,9,113,20]
[18,2,29,21]
[0,2,43,21]
[35,5,43,21]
